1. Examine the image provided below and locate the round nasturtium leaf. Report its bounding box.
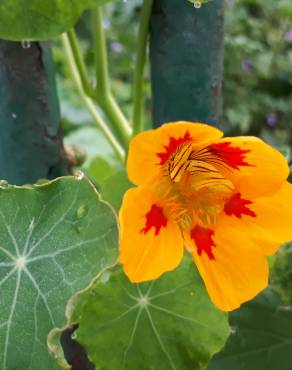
[208,288,292,370]
[0,0,114,41]
[74,256,230,370]
[0,176,118,370]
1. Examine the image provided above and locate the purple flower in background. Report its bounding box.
[266,113,278,127]
[110,42,124,53]
[241,60,253,74]
[102,19,111,30]
[285,29,292,42]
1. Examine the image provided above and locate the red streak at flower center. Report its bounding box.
[156,131,192,165]
[190,225,216,260]
[224,193,256,218]
[208,142,251,169]
[140,204,167,236]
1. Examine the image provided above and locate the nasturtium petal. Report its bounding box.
[127,121,223,186]
[119,186,184,282]
[188,220,269,311]
[73,257,230,370]
[0,176,118,370]
[211,136,289,198]
[221,183,292,256]
[0,0,114,41]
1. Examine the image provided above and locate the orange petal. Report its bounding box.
[208,136,289,198]
[119,186,184,283]
[222,182,292,256]
[185,222,269,311]
[127,121,223,186]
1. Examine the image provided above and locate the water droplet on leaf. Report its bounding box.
[21,40,31,49]
[193,1,202,8]
[74,171,84,181]
[0,180,8,189]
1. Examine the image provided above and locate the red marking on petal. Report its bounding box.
[156,131,192,165]
[224,192,256,218]
[208,142,251,169]
[190,225,216,260]
[140,204,167,236]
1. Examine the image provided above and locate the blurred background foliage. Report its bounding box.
[52,0,292,188]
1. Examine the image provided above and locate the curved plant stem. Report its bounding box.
[91,7,132,147]
[132,0,154,136]
[67,29,95,98]
[62,33,125,162]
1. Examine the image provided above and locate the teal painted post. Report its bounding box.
[0,41,68,185]
[150,0,224,127]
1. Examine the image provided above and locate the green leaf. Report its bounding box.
[208,288,292,370]
[270,243,292,304]
[74,257,230,370]
[0,0,113,41]
[0,176,118,370]
[87,156,116,184]
[99,169,132,212]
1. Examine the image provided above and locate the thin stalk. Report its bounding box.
[62,33,125,162]
[91,7,132,147]
[91,7,110,96]
[132,0,154,136]
[67,29,95,98]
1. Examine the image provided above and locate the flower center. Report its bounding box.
[163,141,235,228]
[167,141,193,183]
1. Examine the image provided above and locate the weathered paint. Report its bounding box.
[0,41,68,184]
[150,0,224,127]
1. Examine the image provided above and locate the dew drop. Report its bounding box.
[0,180,8,189]
[74,170,84,180]
[193,1,202,8]
[21,40,31,49]
[230,326,237,334]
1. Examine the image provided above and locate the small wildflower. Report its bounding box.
[285,29,292,42]
[241,60,253,74]
[110,42,124,53]
[266,113,278,127]
[102,19,111,30]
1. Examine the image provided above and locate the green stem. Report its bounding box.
[67,29,95,98]
[91,7,132,147]
[62,33,125,162]
[132,0,154,136]
[91,7,110,96]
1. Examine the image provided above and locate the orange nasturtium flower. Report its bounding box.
[119,121,292,311]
